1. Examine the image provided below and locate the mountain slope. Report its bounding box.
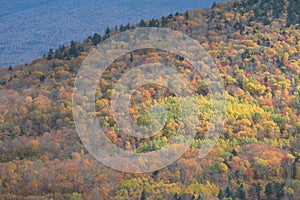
[0,0,300,199]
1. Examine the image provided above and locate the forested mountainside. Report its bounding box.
[0,0,300,199]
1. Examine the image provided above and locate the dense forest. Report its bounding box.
[0,0,300,199]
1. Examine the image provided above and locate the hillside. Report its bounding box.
[0,0,300,199]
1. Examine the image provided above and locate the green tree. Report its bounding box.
[184,11,189,19]
[218,189,225,200]
[92,33,101,45]
[141,189,146,200]
[47,49,53,60]
[273,182,285,200]
[252,112,263,124]
[69,41,79,57]
[174,193,182,200]
[255,183,262,199]
[265,183,273,199]
[139,19,146,27]
[197,195,203,200]
[162,16,168,26]
[225,187,233,199]
[236,185,246,200]
[70,192,83,200]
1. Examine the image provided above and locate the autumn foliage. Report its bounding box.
[0,0,300,199]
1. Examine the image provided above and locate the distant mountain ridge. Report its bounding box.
[0,0,224,68]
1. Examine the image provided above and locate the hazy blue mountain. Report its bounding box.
[0,0,226,67]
